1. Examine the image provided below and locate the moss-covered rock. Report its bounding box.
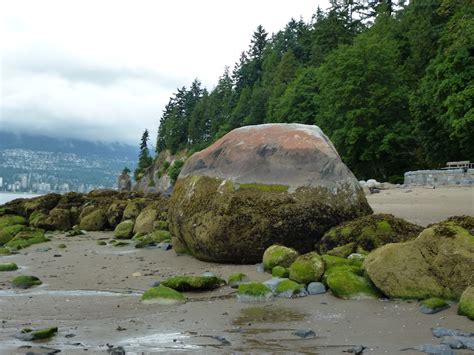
[320,214,422,255]
[141,285,186,305]
[153,220,169,231]
[420,297,449,314]
[458,286,474,320]
[0,215,27,229]
[263,245,299,271]
[133,207,160,235]
[228,273,249,288]
[0,224,27,246]
[5,228,48,250]
[289,252,325,285]
[12,275,42,288]
[0,247,11,255]
[162,275,225,291]
[272,266,289,278]
[321,254,363,269]
[325,265,380,299]
[32,208,72,231]
[57,243,67,249]
[134,230,171,248]
[15,327,58,341]
[96,240,107,246]
[106,201,127,228]
[237,282,273,302]
[123,199,147,220]
[0,262,18,271]
[171,236,189,254]
[23,193,61,215]
[79,208,107,231]
[114,220,135,239]
[363,219,474,300]
[275,279,306,298]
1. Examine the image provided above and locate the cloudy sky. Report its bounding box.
[1,0,329,145]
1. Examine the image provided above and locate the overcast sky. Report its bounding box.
[1,0,329,145]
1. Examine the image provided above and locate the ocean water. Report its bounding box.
[0,192,42,205]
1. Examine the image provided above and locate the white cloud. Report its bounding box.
[0,0,329,144]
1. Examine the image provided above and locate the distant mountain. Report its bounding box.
[0,131,139,192]
[0,131,138,160]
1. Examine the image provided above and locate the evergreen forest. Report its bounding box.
[153,0,473,183]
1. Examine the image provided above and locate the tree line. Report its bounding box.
[150,0,472,183]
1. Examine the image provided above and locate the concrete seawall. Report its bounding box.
[404,169,474,186]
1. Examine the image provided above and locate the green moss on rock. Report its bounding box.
[153,220,169,231]
[364,220,474,300]
[114,220,135,239]
[141,285,186,305]
[96,240,107,246]
[421,297,448,310]
[79,208,107,231]
[237,282,272,297]
[0,247,11,255]
[272,266,289,278]
[16,327,58,341]
[5,228,48,250]
[320,213,422,255]
[458,286,474,320]
[239,183,289,192]
[0,262,18,271]
[135,230,171,248]
[325,266,380,299]
[228,273,249,287]
[263,245,299,271]
[171,237,190,255]
[0,224,27,246]
[162,275,225,291]
[275,279,305,296]
[12,275,42,289]
[134,207,160,235]
[289,252,325,285]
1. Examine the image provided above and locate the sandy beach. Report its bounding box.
[0,186,473,354]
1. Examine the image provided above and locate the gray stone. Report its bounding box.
[404,169,474,187]
[420,304,449,314]
[441,337,465,349]
[293,329,316,339]
[413,344,454,355]
[263,277,286,293]
[432,327,474,338]
[307,282,326,295]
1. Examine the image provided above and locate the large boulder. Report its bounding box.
[363,216,474,300]
[320,214,422,256]
[168,124,372,263]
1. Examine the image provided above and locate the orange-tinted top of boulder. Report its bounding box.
[180,124,359,192]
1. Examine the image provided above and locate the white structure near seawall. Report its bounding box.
[404,169,474,186]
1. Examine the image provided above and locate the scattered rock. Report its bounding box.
[271,265,289,278]
[15,327,58,341]
[133,207,160,235]
[12,275,42,289]
[293,329,316,339]
[432,327,473,338]
[320,213,422,256]
[263,245,299,271]
[168,124,372,263]
[274,279,308,298]
[307,282,326,295]
[114,220,135,239]
[0,262,18,272]
[141,285,186,305]
[343,345,366,354]
[288,252,325,285]
[412,344,454,355]
[5,228,49,250]
[237,282,273,302]
[107,345,126,355]
[227,273,249,288]
[162,275,225,291]
[458,286,474,320]
[420,298,449,314]
[79,208,108,231]
[441,336,474,350]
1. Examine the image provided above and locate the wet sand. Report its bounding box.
[0,186,473,354]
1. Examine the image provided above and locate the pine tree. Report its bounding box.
[134,129,153,181]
